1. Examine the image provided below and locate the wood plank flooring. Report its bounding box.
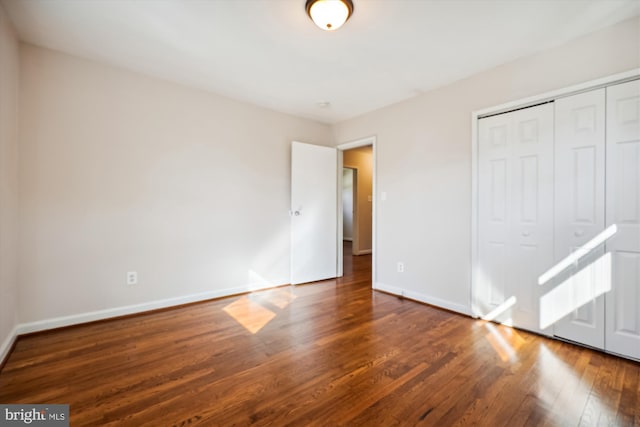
[1,243,639,426]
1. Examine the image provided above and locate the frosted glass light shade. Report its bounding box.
[306,0,354,31]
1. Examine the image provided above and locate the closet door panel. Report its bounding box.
[477,115,512,322]
[552,89,606,349]
[477,103,553,333]
[509,104,554,333]
[606,80,640,360]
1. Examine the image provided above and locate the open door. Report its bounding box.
[291,141,337,285]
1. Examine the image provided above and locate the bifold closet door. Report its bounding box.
[477,103,554,334]
[605,80,640,360]
[552,89,606,349]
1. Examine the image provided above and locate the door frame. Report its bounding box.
[470,68,640,320]
[342,166,357,248]
[336,136,376,282]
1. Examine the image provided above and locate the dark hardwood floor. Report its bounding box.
[1,242,638,426]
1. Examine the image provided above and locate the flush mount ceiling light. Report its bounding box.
[305,0,354,31]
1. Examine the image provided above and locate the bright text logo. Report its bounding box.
[0,404,68,426]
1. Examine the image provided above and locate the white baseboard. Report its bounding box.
[356,249,372,255]
[343,237,353,242]
[5,280,469,362]
[373,281,402,295]
[374,282,471,316]
[16,281,282,336]
[0,324,18,367]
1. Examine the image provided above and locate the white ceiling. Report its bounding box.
[2,0,639,124]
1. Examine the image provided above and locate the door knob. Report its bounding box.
[522,231,530,237]
[574,229,584,237]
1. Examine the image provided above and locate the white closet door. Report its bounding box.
[552,89,606,348]
[478,113,511,323]
[477,103,554,334]
[510,104,554,333]
[605,80,640,360]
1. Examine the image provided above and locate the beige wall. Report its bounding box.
[0,4,19,357]
[343,147,372,254]
[18,44,333,324]
[333,16,640,313]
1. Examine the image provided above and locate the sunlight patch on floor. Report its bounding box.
[223,288,297,334]
[534,345,608,422]
[484,322,526,362]
[223,296,276,334]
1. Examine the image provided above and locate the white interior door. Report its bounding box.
[477,103,554,334]
[291,141,337,285]
[552,89,606,349]
[605,80,640,359]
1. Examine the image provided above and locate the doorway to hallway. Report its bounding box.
[339,142,373,286]
[340,240,372,284]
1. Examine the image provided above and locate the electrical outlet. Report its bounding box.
[397,262,404,273]
[127,271,138,285]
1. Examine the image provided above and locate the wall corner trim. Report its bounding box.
[0,325,19,369]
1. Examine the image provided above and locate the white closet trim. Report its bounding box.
[474,68,640,119]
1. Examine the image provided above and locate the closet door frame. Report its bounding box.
[471,68,640,334]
